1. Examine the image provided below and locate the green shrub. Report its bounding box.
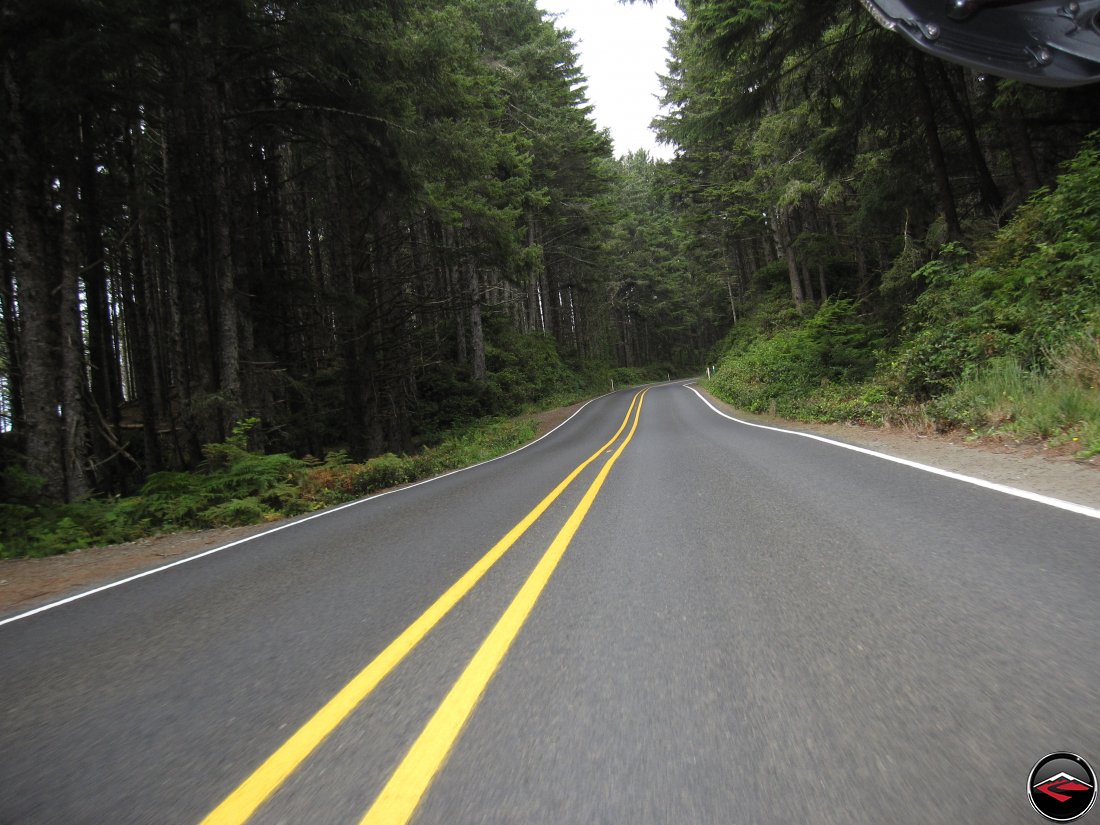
[201,497,270,527]
[800,381,891,425]
[926,357,1034,429]
[202,452,304,500]
[709,299,881,418]
[889,140,1100,400]
[486,332,578,411]
[0,465,45,504]
[138,471,208,527]
[352,453,412,494]
[32,517,93,556]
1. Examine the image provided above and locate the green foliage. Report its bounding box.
[34,518,93,555]
[888,141,1100,400]
[603,152,725,368]
[0,414,540,558]
[137,472,207,527]
[201,498,271,528]
[709,299,882,417]
[486,332,580,412]
[201,453,304,502]
[421,418,538,474]
[352,454,412,494]
[295,417,537,508]
[0,497,146,558]
[0,465,45,504]
[929,354,1100,456]
[704,137,1100,451]
[323,450,351,467]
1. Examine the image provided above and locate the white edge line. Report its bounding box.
[0,396,604,628]
[684,384,1100,521]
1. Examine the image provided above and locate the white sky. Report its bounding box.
[535,0,682,160]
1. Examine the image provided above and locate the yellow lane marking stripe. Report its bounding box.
[198,391,644,825]
[359,388,648,825]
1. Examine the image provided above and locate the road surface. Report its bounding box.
[2,383,1099,824]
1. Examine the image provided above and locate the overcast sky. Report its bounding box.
[535,0,682,160]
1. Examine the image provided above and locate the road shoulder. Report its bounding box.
[5,390,1095,618]
[0,402,590,618]
[689,383,1100,511]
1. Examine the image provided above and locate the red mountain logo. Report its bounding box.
[1028,753,1096,822]
[1035,772,1093,803]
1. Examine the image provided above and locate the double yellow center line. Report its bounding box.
[200,388,648,825]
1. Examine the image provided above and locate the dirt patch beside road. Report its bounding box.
[531,400,587,438]
[0,522,283,618]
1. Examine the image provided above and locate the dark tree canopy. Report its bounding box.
[1,0,693,503]
[3,0,1099,509]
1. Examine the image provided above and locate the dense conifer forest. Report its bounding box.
[655,2,1100,452]
[1,1,693,505]
[2,0,1099,554]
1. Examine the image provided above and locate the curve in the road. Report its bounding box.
[685,383,1100,520]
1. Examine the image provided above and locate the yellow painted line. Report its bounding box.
[359,388,648,825]
[198,391,644,825]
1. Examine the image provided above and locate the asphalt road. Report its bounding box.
[2,383,1099,825]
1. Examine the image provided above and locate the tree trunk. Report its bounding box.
[158,120,190,468]
[468,261,486,385]
[202,67,243,430]
[801,263,816,304]
[322,130,369,458]
[526,215,542,332]
[912,54,962,239]
[935,63,1003,215]
[541,268,557,343]
[124,120,164,473]
[4,60,65,500]
[991,78,1041,195]
[11,192,63,500]
[59,172,91,501]
[772,208,804,310]
[856,244,869,294]
[78,113,122,441]
[0,201,24,432]
[78,111,128,492]
[744,236,759,277]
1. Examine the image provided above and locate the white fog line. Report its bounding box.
[0,396,604,629]
[685,384,1100,521]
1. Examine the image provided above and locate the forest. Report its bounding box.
[656,1,1100,451]
[2,0,1100,555]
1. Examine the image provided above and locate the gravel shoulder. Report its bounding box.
[2,392,1094,617]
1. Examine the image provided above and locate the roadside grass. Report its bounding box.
[705,340,1100,458]
[927,346,1100,457]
